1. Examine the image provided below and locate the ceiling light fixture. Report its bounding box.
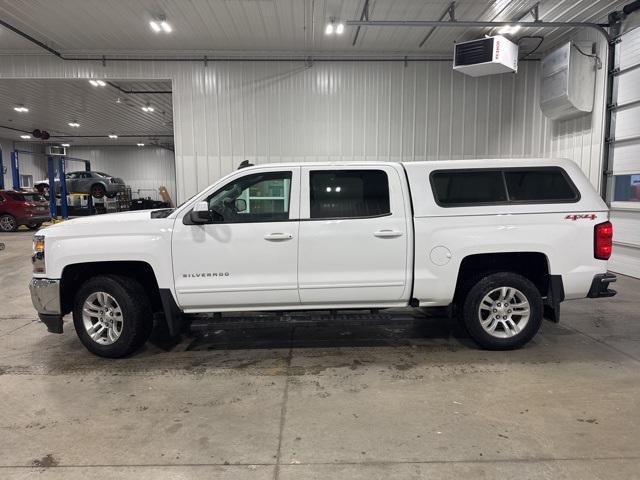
[61,143,71,147]
[150,16,172,33]
[142,104,155,112]
[68,122,80,127]
[108,134,118,139]
[89,79,106,87]
[20,134,31,139]
[325,18,344,36]
[137,143,145,147]
[13,105,29,113]
[498,24,521,35]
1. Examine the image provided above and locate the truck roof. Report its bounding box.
[235,157,578,170]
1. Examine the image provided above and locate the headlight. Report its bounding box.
[32,235,46,274]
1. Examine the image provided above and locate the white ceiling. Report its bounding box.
[0,79,174,147]
[0,0,626,57]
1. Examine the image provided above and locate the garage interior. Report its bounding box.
[1,0,640,479]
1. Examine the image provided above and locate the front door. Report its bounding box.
[297,166,410,306]
[172,167,300,311]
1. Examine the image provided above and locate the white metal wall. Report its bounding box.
[67,145,176,202]
[609,19,640,279]
[0,51,606,203]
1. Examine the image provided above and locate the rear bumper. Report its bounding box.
[18,215,50,225]
[587,273,617,298]
[29,278,63,333]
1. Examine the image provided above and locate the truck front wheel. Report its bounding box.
[73,275,153,358]
[461,272,543,350]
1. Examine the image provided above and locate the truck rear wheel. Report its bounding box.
[73,275,153,358]
[461,272,542,350]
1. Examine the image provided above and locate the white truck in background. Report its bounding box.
[30,158,616,357]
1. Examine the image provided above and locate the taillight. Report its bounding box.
[594,221,613,260]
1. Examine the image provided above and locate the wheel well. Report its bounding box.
[60,261,162,315]
[454,252,550,302]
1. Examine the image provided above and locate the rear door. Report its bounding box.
[297,165,410,306]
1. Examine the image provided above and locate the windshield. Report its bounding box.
[10,193,46,202]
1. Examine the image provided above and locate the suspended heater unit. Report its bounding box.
[453,35,518,77]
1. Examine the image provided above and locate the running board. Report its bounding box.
[189,310,417,332]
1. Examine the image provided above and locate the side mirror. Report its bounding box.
[189,201,212,224]
[234,198,247,212]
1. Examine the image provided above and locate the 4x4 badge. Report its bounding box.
[565,214,597,221]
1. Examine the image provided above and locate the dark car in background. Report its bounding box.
[35,171,126,199]
[0,191,50,232]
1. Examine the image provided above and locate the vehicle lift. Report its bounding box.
[0,146,4,190]
[8,149,92,220]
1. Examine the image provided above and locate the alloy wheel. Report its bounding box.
[82,292,124,345]
[477,286,531,338]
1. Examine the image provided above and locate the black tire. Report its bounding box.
[27,223,43,230]
[73,275,153,358]
[461,272,543,350]
[90,184,106,198]
[0,214,18,232]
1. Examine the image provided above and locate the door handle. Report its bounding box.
[374,230,403,238]
[264,232,294,241]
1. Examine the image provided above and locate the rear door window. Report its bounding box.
[309,170,390,219]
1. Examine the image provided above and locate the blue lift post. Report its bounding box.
[58,156,68,219]
[10,151,20,190]
[0,148,4,190]
[47,156,57,219]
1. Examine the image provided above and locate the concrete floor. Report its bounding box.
[1,229,640,479]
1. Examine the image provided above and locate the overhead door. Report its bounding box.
[609,24,640,278]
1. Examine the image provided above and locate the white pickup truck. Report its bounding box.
[30,159,616,357]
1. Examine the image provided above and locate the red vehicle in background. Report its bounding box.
[0,191,50,232]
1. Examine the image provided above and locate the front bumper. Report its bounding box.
[29,278,63,333]
[587,273,617,298]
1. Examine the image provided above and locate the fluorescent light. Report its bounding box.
[325,23,334,35]
[137,143,145,147]
[498,25,521,35]
[61,143,71,147]
[14,105,29,113]
[142,104,155,112]
[336,23,344,34]
[89,79,99,86]
[68,122,80,127]
[20,135,31,139]
[160,21,172,33]
[96,80,106,86]
[89,79,106,87]
[108,134,118,139]
[150,20,161,32]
